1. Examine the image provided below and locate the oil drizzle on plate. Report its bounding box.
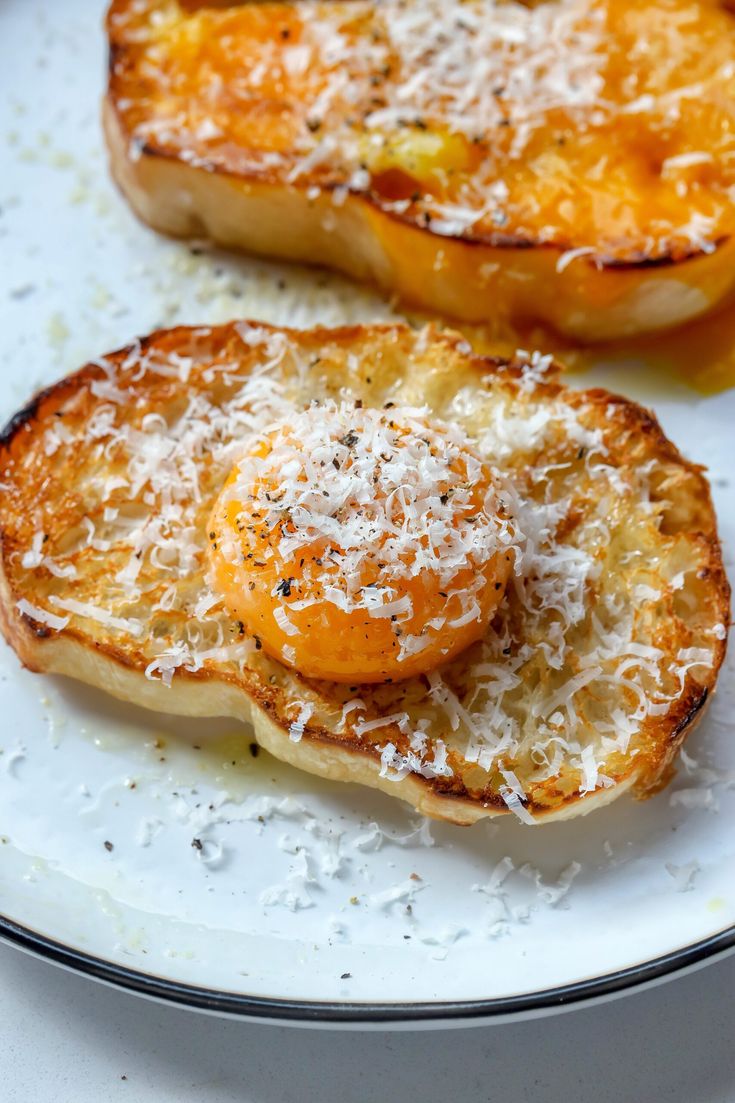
[417,304,735,396]
[562,305,735,397]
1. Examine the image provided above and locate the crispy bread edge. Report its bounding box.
[0,323,729,825]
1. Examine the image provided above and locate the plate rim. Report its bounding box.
[2,911,734,1024]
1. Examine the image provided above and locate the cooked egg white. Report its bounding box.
[207,401,515,683]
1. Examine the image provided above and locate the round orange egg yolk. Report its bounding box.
[207,403,514,683]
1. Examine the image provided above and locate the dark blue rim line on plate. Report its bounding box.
[1,913,734,1022]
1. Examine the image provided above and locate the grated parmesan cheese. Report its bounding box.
[289,701,314,744]
[11,322,721,816]
[117,0,735,260]
[16,599,69,632]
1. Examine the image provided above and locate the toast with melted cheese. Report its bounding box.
[0,323,729,824]
[104,0,735,340]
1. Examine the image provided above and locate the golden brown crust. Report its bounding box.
[103,0,735,339]
[0,322,729,824]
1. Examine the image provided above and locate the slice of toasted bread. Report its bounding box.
[104,0,735,340]
[0,322,729,824]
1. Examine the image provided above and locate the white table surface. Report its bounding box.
[2,941,734,1103]
[1,2,734,1099]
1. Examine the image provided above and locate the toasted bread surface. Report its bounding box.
[105,0,735,339]
[0,323,729,824]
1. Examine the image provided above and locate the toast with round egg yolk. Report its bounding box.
[105,0,735,340]
[0,322,728,824]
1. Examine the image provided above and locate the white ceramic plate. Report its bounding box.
[1,0,734,1027]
